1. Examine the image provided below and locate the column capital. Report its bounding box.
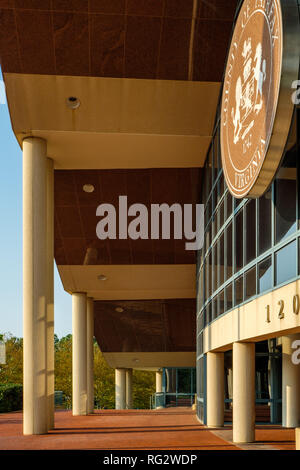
[22,136,47,147]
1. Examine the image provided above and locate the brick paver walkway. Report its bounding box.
[0,408,237,450]
[0,408,295,450]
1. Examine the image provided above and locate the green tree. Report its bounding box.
[0,333,156,410]
[133,370,155,409]
[94,346,115,408]
[0,333,23,385]
[54,335,72,408]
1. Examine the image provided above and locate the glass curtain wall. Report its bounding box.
[196,103,299,424]
[162,368,196,407]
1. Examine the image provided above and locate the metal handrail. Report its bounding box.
[150,392,195,409]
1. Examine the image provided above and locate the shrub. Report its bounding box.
[0,383,23,412]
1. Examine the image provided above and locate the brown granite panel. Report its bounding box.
[124,15,161,79]
[90,14,125,77]
[130,239,154,264]
[151,168,179,205]
[15,9,55,74]
[157,17,190,80]
[85,238,111,264]
[174,240,196,264]
[109,239,133,264]
[127,0,163,17]
[54,171,77,206]
[0,0,14,8]
[99,169,127,205]
[125,169,151,205]
[52,0,88,12]
[152,239,175,264]
[79,204,99,239]
[0,0,238,80]
[94,308,122,352]
[94,299,196,353]
[14,0,51,9]
[54,168,201,266]
[54,235,67,265]
[89,0,125,15]
[164,0,194,18]
[165,299,196,350]
[53,11,90,75]
[63,237,87,264]
[197,0,238,20]
[73,170,101,206]
[193,18,233,82]
[0,9,21,73]
[56,205,84,238]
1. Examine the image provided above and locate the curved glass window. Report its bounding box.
[196,109,299,328]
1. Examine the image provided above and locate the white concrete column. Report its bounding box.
[126,369,133,409]
[115,369,126,410]
[86,297,94,414]
[207,351,224,427]
[72,293,87,416]
[282,334,300,428]
[156,371,163,393]
[46,158,54,430]
[23,137,48,435]
[233,342,255,443]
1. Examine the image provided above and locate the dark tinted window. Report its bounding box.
[226,223,233,280]
[245,266,256,300]
[226,283,233,311]
[245,199,256,264]
[218,289,225,316]
[235,275,244,306]
[275,148,297,243]
[258,188,272,255]
[258,257,272,294]
[235,209,244,271]
[275,241,297,285]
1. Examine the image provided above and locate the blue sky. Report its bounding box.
[0,69,72,339]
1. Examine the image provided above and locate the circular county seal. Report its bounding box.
[220,0,289,198]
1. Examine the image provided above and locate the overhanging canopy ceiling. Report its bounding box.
[0,1,237,81]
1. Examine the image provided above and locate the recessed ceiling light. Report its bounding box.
[115,307,124,313]
[66,96,80,109]
[97,274,107,281]
[83,184,95,193]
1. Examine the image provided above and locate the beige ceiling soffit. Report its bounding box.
[4,73,220,136]
[57,264,196,300]
[103,352,196,369]
[28,131,210,169]
[4,73,220,169]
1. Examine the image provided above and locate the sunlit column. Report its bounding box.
[72,293,87,415]
[46,157,54,430]
[23,137,48,435]
[233,342,255,443]
[126,368,133,409]
[156,370,163,393]
[282,334,300,428]
[206,351,224,427]
[115,369,126,410]
[86,297,94,414]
